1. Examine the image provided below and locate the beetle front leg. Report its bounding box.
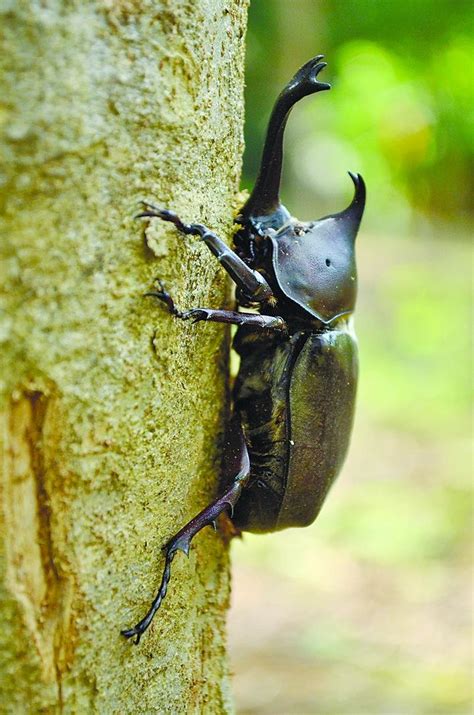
[137,203,274,303]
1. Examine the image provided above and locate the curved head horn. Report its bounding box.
[241,55,331,223]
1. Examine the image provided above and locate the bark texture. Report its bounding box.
[0,1,248,712]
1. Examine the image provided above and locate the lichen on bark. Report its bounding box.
[0,1,248,712]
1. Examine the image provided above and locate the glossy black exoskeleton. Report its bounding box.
[122,56,366,643]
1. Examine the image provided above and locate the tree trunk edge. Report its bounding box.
[0,1,248,712]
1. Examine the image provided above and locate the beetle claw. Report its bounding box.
[135,211,158,219]
[120,626,142,645]
[143,291,164,300]
[140,199,161,210]
[182,308,208,323]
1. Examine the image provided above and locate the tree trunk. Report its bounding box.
[0,1,247,712]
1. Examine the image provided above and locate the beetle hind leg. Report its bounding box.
[121,472,249,644]
[121,416,250,644]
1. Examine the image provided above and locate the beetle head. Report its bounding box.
[269,172,366,324]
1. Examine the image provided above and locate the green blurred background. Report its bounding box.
[228,2,473,713]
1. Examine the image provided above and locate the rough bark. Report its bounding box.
[0,1,248,712]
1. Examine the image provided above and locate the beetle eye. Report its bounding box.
[325,258,331,267]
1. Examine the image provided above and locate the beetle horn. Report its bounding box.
[333,171,366,238]
[241,55,331,221]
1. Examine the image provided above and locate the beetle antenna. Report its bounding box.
[241,55,331,222]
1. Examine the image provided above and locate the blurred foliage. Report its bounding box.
[230,2,473,714]
[243,0,474,228]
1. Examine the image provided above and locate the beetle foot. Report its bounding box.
[180,308,210,324]
[121,478,248,643]
[136,202,213,242]
[136,202,194,235]
[121,548,176,645]
[144,279,184,318]
[144,288,226,326]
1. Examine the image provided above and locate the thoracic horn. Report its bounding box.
[331,172,366,239]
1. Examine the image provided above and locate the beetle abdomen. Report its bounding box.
[231,326,358,532]
[230,332,298,532]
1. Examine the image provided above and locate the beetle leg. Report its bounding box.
[137,203,274,303]
[121,417,251,644]
[145,284,287,331]
[180,309,287,331]
[121,474,250,645]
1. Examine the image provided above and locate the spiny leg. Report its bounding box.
[137,203,273,303]
[145,281,287,331]
[121,473,250,644]
[180,309,287,331]
[121,419,251,644]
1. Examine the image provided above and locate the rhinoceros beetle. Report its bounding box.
[122,55,365,643]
